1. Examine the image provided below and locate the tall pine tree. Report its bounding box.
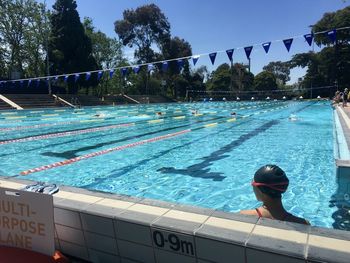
[49,0,97,93]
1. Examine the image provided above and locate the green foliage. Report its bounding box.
[290,6,350,92]
[161,37,192,97]
[114,4,170,63]
[263,61,290,86]
[313,6,350,46]
[254,71,277,91]
[0,0,49,78]
[49,0,98,93]
[206,63,231,91]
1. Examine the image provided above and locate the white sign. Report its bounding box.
[0,187,55,256]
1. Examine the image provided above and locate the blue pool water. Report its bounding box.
[0,101,339,228]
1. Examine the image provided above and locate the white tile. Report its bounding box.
[117,240,155,263]
[196,237,245,263]
[81,213,115,237]
[54,208,81,228]
[85,231,118,255]
[56,224,85,246]
[115,220,152,245]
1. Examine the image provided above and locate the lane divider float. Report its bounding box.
[0,123,134,145]
[20,129,191,175]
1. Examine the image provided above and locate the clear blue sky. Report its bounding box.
[42,0,348,83]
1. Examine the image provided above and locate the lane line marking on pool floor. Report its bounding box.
[0,101,285,132]
[17,102,296,176]
[0,123,134,145]
[20,129,191,175]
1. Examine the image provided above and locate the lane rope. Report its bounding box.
[20,129,191,175]
[0,123,134,145]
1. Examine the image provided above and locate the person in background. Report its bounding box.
[343,88,348,107]
[240,164,310,225]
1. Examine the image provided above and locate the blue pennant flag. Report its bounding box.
[64,75,69,83]
[133,66,140,74]
[97,71,103,80]
[262,42,271,54]
[109,69,115,79]
[304,33,314,46]
[74,74,80,82]
[20,80,24,87]
[54,76,59,81]
[226,49,234,61]
[85,72,91,81]
[244,46,253,60]
[28,79,32,87]
[327,29,337,44]
[148,64,154,72]
[162,61,168,71]
[36,79,40,87]
[283,38,293,52]
[177,59,184,71]
[121,68,128,77]
[192,56,200,66]
[209,53,217,65]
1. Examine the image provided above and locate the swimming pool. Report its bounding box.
[0,101,338,228]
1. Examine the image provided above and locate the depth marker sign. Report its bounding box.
[0,187,55,256]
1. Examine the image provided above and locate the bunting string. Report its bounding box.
[1,26,349,86]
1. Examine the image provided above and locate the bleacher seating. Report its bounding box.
[4,94,61,109]
[0,99,13,110]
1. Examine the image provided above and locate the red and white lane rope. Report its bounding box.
[20,129,191,175]
[0,123,134,145]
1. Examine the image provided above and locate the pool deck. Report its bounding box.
[1,102,350,263]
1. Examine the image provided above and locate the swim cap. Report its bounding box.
[252,165,289,198]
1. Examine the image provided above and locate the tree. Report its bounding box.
[0,0,49,78]
[206,63,232,92]
[83,17,124,70]
[254,71,277,92]
[290,6,350,94]
[313,6,350,46]
[114,4,170,63]
[161,36,192,97]
[49,0,98,93]
[263,61,290,86]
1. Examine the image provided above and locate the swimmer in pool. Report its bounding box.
[240,165,309,225]
[288,114,298,121]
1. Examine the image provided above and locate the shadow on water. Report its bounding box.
[41,117,224,159]
[81,120,254,188]
[157,120,279,181]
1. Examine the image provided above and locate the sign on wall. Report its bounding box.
[0,187,55,256]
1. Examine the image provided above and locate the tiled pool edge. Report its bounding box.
[1,177,350,263]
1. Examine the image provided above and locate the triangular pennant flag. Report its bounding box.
[283,38,293,52]
[28,79,32,87]
[244,46,253,60]
[262,42,271,54]
[133,66,140,74]
[64,75,69,83]
[54,76,59,81]
[192,56,200,66]
[148,64,154,72]
[36,79,40,87]
[121,68,128,77]
[304,33,314,46]
[20,80,24,87]
[109,69,115,79]
[226,49,234,61]
[85,72,91,81]
[162,61,168,71]
[209,52,217,65]
[74,74,80,82]
[177,59,184,71]
[97,71,103,80]
[326,29,337,44]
